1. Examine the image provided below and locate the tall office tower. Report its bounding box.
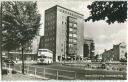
[41,5,84,62]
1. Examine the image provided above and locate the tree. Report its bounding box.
[95,54,99,61]
[2,1,41,74]
[85,1,127,24]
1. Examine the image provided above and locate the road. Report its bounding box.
[18,63,127,80]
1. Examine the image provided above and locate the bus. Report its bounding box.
[37,49,53,64]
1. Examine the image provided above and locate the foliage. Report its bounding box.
[85,1,127,24]
[95,54,99,60]
[2,1,41,51]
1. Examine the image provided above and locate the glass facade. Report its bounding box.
[67,16,77,57]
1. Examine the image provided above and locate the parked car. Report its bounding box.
[3,58,15,66]
[101,63,106,69]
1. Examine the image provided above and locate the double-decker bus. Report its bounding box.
[37,49,53,64]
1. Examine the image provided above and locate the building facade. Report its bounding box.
[40,5,84,62]
[102,42,127,62]
[83,38,95,59]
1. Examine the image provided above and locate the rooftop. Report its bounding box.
[45,5,84,16]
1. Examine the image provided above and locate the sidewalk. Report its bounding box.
[2,73,46,81]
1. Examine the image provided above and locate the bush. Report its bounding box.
[101,64,106,69]
[12,70,17,74]
[2,69,8,75]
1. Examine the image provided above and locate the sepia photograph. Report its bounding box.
[0,0,127,81]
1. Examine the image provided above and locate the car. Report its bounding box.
[3,58,15,66]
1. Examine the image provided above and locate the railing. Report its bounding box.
[3,64,127,80]
[14,65,76,80]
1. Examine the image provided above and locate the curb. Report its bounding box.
[28,74,49,80]
[14,69,50,80]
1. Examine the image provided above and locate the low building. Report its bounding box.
[102,42,127,62]
[3,35,40,61]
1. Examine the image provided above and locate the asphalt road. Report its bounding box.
[20,63,127,80]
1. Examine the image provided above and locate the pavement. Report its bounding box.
[2,73,46,81]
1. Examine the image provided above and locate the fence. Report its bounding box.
[14,65,76,80]
[3,63,127,80]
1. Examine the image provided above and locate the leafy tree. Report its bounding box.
[2,1,41,74]
[95,54,99,61]
[85,1,127,24]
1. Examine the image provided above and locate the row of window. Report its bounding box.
[44,43,55,47]
[69,33,77,37]
[45,37,55,42]
[45,14,55,21]
[69,44,77,48]
[58,8,82,18]
[68,37,77,40]
[45,26,55,31]
[69,30,77,34]
[45,31,55,36]
[68,50,77,54]
[62,21,67,25]
[69,18,77,23]
[69,28,77,33]
[45,21,55,26]
[69,23,77,27]
[69,39,77,43]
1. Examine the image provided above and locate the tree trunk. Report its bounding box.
[21,47,25,74]
[7,50,10,59]
[0,2,2,80]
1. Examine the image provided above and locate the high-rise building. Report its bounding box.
[102,42,127,61]
[83,38,95,59]
[40,5,84,62]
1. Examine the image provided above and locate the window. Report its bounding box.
[68,12,69,15]
[69,28,73,31]
[69,39,72,42]
[69,44,73,47]
[63,10,65,13]
[62,21,64,24]
[73,34,77,37]
[60,9,62,12]
[71,13,73,16]
[69,23,72,27]
[73,39,77,43]
[53,26,54,29]
[121,50,124,53]
[74,24,77,27]
[69,34,72,37]
[74,29,77,33]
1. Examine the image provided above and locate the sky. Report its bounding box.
[37,0,127,54]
